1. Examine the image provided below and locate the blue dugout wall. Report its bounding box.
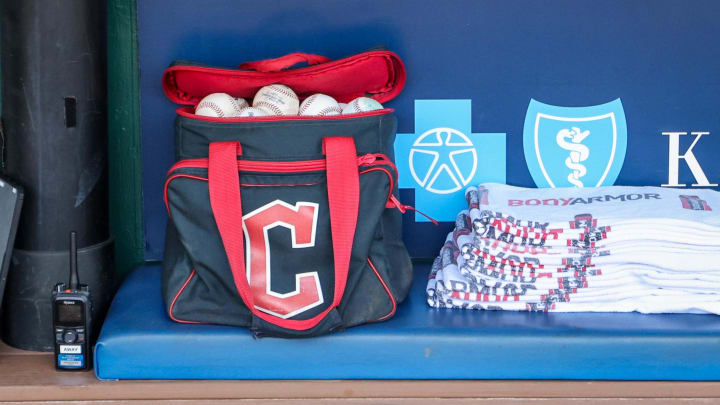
[138,1,720,260]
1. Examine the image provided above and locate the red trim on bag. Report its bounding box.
[168,269,204,324]
[165,173,324,216]
[167,157,324,175]
[358,153,398,178]
[177,106,393,122]
[242,182,323,188]
[164,164,395,217]
[367,258,396,321]
[164,174,209,215]
[359,167,395,206]
[166,159,208,175]
[166,153,394,177]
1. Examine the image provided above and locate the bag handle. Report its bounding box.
[238,52,331,73]
[208,137,359,331]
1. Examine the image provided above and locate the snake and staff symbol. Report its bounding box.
[556,127,590,187]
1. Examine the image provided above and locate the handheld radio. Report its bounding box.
[52,231,92,370]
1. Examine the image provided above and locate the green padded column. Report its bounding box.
[107,0,144,278]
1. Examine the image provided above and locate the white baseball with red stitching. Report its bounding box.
[341,97,383,115]
[237,107,269,117]
[298,93,342,116]
[252,84,299,116]
[234,97,250,110]
[195,93,245,117]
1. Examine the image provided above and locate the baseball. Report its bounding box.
[234,97,250,110]
[237,107,269,117]
[339,103,348,110]
[342,97,384,115]
[298,94,342,116]
[252,84,299,116]
[195,93,245,117]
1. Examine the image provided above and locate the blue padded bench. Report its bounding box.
[95,261,720,380]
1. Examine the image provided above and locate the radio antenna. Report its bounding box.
[69,231,79,290]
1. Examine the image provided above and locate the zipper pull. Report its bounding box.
[386,195,439,225]
[357,154,378,165]
[386,195,406,213]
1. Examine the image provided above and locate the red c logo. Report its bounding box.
[242,200,323,318]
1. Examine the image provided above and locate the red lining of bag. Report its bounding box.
[367,258,397,322]
[238,52,331,72]
[176,106,393,122]
[163,50,406,106]
[168,269,204,324]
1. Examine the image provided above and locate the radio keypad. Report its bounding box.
[63,330,77,344]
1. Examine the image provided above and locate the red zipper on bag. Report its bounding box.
[164,153,398,215]
[166,153,396,177]
[168,158,326,173]
[164,153,426,219]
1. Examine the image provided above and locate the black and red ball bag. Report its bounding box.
[161,49,413,337]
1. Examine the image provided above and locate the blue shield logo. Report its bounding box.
[523,99,627,188]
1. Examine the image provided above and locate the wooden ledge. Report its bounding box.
[3,342,720,403]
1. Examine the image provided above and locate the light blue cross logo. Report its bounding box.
[395,100,506,222]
